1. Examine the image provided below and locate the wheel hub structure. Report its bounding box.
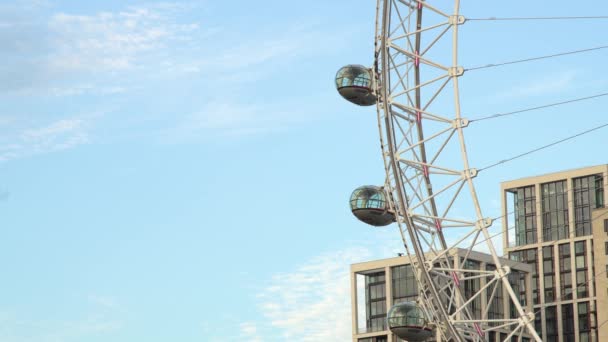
[372,1,541,341]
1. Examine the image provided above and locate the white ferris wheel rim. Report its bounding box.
[373,1,541,341]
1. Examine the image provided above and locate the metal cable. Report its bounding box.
[479,122,608,171]
[466,45,608,71]
[470,92,608,122]
[468,16,608,21]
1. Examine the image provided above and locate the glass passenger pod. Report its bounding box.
[335,65,377,106]
[387,302,433,342]
[349,186,395,227]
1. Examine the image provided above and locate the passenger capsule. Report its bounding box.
[335,65,377,106]
[387,302,433,341]
[349,186,394,226]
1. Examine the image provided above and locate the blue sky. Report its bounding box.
[1,0,608,341]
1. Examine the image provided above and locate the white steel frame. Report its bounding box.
[373,1,541,341]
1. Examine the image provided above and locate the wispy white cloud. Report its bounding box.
[48,7,198,73]
[256,247,373,341]
[0,117,90,162]
[0,3,200,96]
[239,322,262,341]
[171,24,351,80]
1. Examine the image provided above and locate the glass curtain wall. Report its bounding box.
[513,186,537,246]
[545,306,558,342]
[392,265,417,304]
[365,272,387,332]
[562,303,575,342]
[575,241,589,299]
[573,175,604,237]
[509,249,540,305]
[541,180,569,241]
[543,246,556,303]
[559,243,573,300]
[462,260,481,319]
[486,265,503,326]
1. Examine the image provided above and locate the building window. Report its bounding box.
[513,186,537,245]
[365,272,386,332]
[487,265,503,326]
[545,306,558,342]
[541,180,569,241]
[604,219,608,234]
[534,312,543,339]
[578,302,592,342]
[562,303,575,342]
[605,242,608,255]
[559,243,573,300]
[509,248,540,305]
[392,265,417,304]
[543,246,555,303]
[596,175,604,208]
[463,259,481,319]
[575,241,588,298]
[573,175,603,237]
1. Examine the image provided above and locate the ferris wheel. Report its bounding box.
[337,1,542,341]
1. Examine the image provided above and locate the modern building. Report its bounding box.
[502,164,608,342]
[350,249,534,342]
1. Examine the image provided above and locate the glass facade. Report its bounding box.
[543,246,555,303]
[535,312,542,339]
[541,180,569,241]
[462,259,481,319]
[365,272,387,332]
[505,172,606,342]
[575,241,588,299]
[514,186,537,246]
[559,243,573,300]
[486,265,503,326]
[562,303,575,342]
[545,305,558,342]
[392,265,417,304]
[573,175,604,237]
[578,302,592,342]
[509,248,539,305]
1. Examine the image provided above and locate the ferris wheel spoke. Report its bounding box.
[412,0,451,18]
[421,24,453,56]
[406,177,463,215]
[391,20,450,42]
[397,159,461,176]
[429,129,457,165]
[390,0,416,40]
[459,230,484,265]
[391,73,449,99]
[395,0,417,12]
[392,117,420,153]
[388,53,415,93]
[391,101,453,123]
[365,1,542,340]
[389,44,451,71]
[402,171,434,216]
[422,77,453,112]
[411,213,476,229]
[397,125,454,155]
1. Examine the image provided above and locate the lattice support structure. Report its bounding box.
[373,1,542,341]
